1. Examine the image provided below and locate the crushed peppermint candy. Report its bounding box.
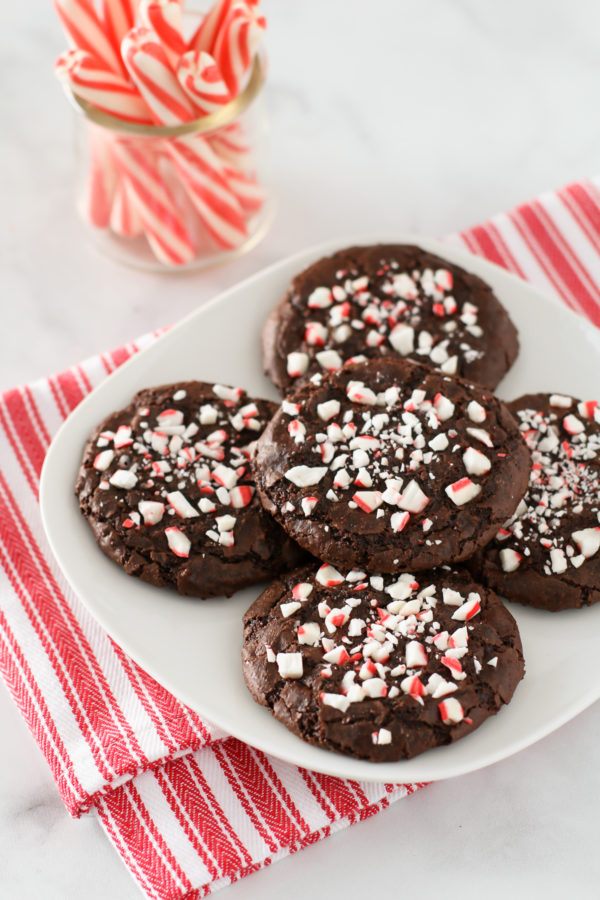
[247,566,522,753]
[82,383,278,566]
[488,395,600,578]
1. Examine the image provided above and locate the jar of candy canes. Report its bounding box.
[55,8,272,271]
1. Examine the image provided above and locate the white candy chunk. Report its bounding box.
[348,618,365,637]
[282,400,300,416]
[297,622,321,645]
[109,469,137,490]
[93,450,114,471]
[385,580,413,601]
[316,564,344,586]
[165,527,191,558]
[307,286,332,308]
[321,693,350,712]
[199,404,218,424]
[563,414,584,435]
[353,490,383,513]
[219,532,234,548]
[452,594,481,621]
[301,497,318,517]
[445,478,481,506]
[429,433,449,451]
[390,511,410,532]
[213,384,242,403]
[346,380,377,405]
[467,400,487,423]
[355,467,373,488]
[549,394,573,408]
[438,697,464,725]
[292,582,313,600]
[287,352,309,378]
[466,427,493,448]
[450,626,469,648]
[167,491,199,519]
[265,645,276,663]
[285,466,328,487]
[372,728,392,746]
[488,657,498,667]
[398,479,429,513]
[316,349,342,370]
[550,547,568,574]
[280,601,301,618]
[578,400,598,419]
[317,399,341,421]
[500,548,522,572]
[463,447,491,476]
[433,394,455,421]
[442,588,463,607]
[212,464,238,489]
[362,678,387,698]
[216,514,236,532]
[157,408,184,427]
[572,528,600,558]
[229,486,255,508]
[276,652,303,679]
[389,323,414,355]
[138,500,165,525]
[405,640,428,668]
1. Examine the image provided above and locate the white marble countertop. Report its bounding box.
[2,0,600,896]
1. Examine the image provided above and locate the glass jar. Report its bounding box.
[68,54,272,271]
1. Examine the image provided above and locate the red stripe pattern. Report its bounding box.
[0,180,599,898]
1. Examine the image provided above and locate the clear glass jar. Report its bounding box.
[69,54,272,272]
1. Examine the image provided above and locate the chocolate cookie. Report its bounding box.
[263,244,518,395]
[473,392,600,611]
[251,357,531,573]
[242,564,524,761]
[75,381,306,598]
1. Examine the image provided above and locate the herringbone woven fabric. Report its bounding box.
[0,178,599,899]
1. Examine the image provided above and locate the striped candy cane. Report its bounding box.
[111,139,196,265]
[188,0,236,55]
[168,137,247,247]
[110,178,144,236]
[121,27,196,125]
[212,2,266,94]
[101,0,139,61]
[55,49,153,124]
[176,50,232,115]
[53,0,124,74]
[138,0,186,71]
[79,126,119,228]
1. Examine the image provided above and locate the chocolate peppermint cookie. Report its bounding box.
[263,244,518,395]
[473,392,600,611]
[251,357,531,573]
[76,381,306,598]
[243,564,524,761]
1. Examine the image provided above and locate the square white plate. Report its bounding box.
[40,236,600,783]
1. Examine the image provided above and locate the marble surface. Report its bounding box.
[2,0,600,896]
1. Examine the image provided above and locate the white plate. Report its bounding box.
[40,236,600,783]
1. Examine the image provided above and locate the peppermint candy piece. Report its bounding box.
[320,693,350,712]
[292,582,313,600]
[287,352,309,378]
[138,500,165,526]
[500,548,522,572]
[405,640,428,668]
[297,622,320,645]
[307,286,333,309]
[467,400,487,423]
[93,450,114,471]
[280,601,302,618]
[316,349,343,371]
[167,491,199,519]
[445,477,482,506]
[317,399,341,421]
[276,652,303,679]
[463,447,491,476]
[572,528,600,559]
[165,527,191,558]
[438,697,464,725]
[371,728,392,745]
[389,323,414,355]
[230,486,254,508]
[285,465,328,487]
[353,490,383,513]
[316,564,344,587]
[109,469,137,490]
[398,480,429,513]
[346,381,377,405]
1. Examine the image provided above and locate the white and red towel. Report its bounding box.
[0,178,599,899]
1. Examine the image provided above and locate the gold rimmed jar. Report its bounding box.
[68,54,273,272]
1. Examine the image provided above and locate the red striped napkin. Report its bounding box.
[1,178,599,899]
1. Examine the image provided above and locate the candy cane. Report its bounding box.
[212,2,266,94]
[78,127,119,228]
[176,50,232,114]
[168,138,247,247]
[55,49,153,124]
[54,0,124,74]
[121,27,195,125]
[110,178,143,236]
[220,162,264,212]
[101,0,139,61]
[138,0,186,71]
[111,138,196,265]
[187,0,235,55]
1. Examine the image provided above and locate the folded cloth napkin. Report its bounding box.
[1,178,599,900]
